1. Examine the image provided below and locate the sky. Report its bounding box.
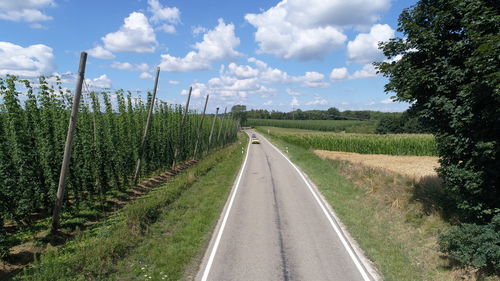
[0,0,418,113]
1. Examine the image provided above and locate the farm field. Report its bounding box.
[0,76,238,277]
[18,134,248,281]
[247,118,376,133]
[257,127,437,156]
[314,150,439,180]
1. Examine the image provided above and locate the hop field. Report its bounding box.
[259,127,437,156]
[247,119,376,133]
[0,75,237,223]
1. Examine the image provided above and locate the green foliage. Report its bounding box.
[247,107,408,121]
[376,109,431,134]
[261,127,437,156]
[18,137,245,281]
[376,0,500,221]
[438,214,500,272]
[247,119,376,133]
[0,76,238,260]
[375,114,404,134]
[231,104,247,125]
[0,218,7,260]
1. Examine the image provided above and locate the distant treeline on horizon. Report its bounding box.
[246,107,402,121]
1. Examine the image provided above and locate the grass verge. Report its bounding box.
[256,128,498,281]
[17,133,248,281]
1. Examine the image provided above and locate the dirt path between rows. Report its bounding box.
[314,150,439,180]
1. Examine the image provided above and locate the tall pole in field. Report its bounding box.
[172,87,192,168]
[216,107,227,147]
[51,52,87,233]
[193,94,209,158]
[208,107,219,150]
[223,112,233,141]
[133,67,161,185]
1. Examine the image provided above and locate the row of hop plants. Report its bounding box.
[247,119,377,133]
[0,75,237,230]
[263,127,437,156]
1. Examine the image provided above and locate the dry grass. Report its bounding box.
[314,150,439,180]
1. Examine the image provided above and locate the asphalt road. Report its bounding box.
[196,131,374,281]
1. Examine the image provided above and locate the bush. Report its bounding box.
[438,214,500,272]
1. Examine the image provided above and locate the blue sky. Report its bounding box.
[0,0,418,113]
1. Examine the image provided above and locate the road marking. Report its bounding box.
[200,134,252,281]
[261,134,373,281]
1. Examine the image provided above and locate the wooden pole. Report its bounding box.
[208,107,219,150]
[172,87,192,168]
[51,52,87,233]
[133,67,161,185]
[223,112,232,141]
[216,107,227,146]
[193,94,209,158]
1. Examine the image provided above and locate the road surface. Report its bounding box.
[196,131,375,281]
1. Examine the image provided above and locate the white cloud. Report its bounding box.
[191,25,207,36]
[102,12,157,53]
[158,24,176,34]
[0,0,55,22]
[227,63,259,78]
[0,41,55,77]
[203,68,277,100]
[168,80,179,85]
[290,96,300,107]
[347,24,395,63]
[330,67,349,81]
[148,0,180,24]
[244,0,390,60]
[87,46,115,60]
[263,100,273,105]
[245,6,346,60]
[181,83,206,98]
[111,61,149,72]
[297,71,329,88]
[286,88,302,96]
[86,74,112,89]
[351,63,377,79]
[380,98,393,104]
[159,19,240,72]
[306,96,328,106]
[329,64,378,81]
[139,72,153,79]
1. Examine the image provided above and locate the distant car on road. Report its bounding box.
[251,134,260,144]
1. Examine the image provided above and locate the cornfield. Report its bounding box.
[261,127,437,156]
[247,119,376,133]
[0,75,237,223]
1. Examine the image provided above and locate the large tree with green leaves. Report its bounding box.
[376,0,499,222]
[231,104,247,125]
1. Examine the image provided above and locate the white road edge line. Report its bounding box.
[200,134,252,281]
[261,134,373,281]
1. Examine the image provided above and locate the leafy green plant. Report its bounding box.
[376,0,499,222]
[0,76,238,234]
[438,214,500,272]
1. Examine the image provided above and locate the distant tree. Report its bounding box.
[375,114,403,134]
[327,107,341,119]
[376,0,499,222]
[231,105,247,125]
